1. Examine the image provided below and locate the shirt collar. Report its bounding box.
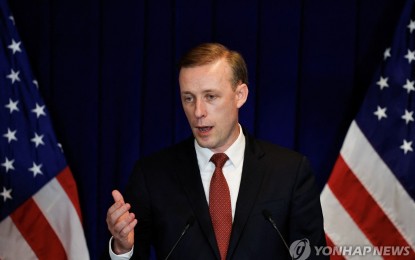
[195,124,246,170]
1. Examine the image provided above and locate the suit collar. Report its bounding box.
[227,130,266,259]
[174,137,221,259]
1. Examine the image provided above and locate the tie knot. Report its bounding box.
[210,153,229,169]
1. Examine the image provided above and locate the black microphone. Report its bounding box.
[262,209,293,260]
[164,216,195,260]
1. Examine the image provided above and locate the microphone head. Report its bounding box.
[262,209,272,219]
[187,216,195,226]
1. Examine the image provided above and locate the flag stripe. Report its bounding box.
[10,197,67,259]
[328,155,415,257]
[321,186,376,253]
[0,217,37,260]
[56,166,83,221]
[34,171,89,259]
[341,121,415,249]
[325,234,346,260]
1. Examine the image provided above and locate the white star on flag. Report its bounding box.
[57,143,64,153]
[376,76,389,90]
[402,109,414,124]
[1,157,15,173]
[8,15,14,25]
[374,106,388,120]
[28,162,43,177]
[400,139,413,154]
[31,103,46,118]
[6,69,20,84]
[33,79,39,89]
[3,128,17,143]
[408,20,415,33]
[4,99,19,114]
[404,49,415,63]
[0,187,13,202]
[31,133,45,147]
[403,79,415,93]
[383,47,391,60]
[7,39,22,54]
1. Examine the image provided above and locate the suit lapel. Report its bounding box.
[175,138,221,259]
[227,133,265,259]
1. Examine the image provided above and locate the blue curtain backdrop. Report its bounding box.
[7,0,406,258]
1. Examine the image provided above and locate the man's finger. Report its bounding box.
[109,203,131,223]
[120,218,137,237]
[114,212,136,236]
[112,190,125,203]
[107,200,127,216]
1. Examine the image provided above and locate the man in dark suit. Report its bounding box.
[107,43,327,259]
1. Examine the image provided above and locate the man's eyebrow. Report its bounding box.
[181,89,216,95]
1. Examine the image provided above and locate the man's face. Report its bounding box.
[179,59,248,153]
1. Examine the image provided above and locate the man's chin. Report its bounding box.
[194,137,213,149]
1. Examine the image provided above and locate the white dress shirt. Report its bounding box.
[195,124,245,221]
[110,125,246,259]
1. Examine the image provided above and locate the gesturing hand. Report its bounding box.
[106,190,138,254]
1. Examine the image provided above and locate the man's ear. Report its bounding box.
[236,83,249,108]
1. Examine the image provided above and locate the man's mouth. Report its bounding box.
[197,126,213,133]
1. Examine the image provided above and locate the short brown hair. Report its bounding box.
[179,43,248,88]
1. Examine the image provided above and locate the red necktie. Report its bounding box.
[209,153,232,260]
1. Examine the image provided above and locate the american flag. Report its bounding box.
[321,0,415,259]
[0,0,89,259]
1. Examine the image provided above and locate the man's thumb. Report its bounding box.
[112,190,125,204]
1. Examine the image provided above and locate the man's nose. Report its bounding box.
[194,100,206,118]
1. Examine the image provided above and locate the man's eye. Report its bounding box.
[206,95,216,101]
[183,96,193,102]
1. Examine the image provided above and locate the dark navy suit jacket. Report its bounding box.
[125,130,327,259]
